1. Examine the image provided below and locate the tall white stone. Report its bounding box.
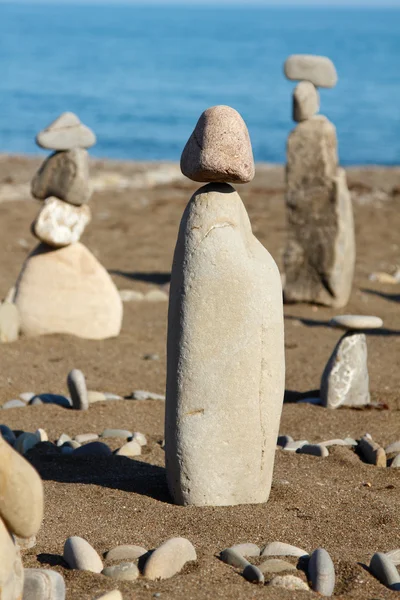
[165,183,285,506]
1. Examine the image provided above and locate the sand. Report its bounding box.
[0,155,399,599]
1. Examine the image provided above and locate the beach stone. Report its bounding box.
[74,433,98,444]
[103,393,123,401]
[30,394,71,408]
[277,435,293,448]
[358,435,387,467]
[57,434,72,447]
[101,429,132,439]
[297,444,329,458]
[0,434,43,538]
[293,81,319,122]
[243,564,264,584]
[34,429,48,442]
[2,399,26,409]
[87,391,107,404]
[180,105,255,184]
[386,549,400,566]
[31,149,92,206]
[20,393,35,403]
[308,548,335,596]
[15,243,123,340]
[0,426,16,446]
[284,54,338,88]
[130,432,147,446]
[14,433,40,455]
[116,440,142,457]
[36,112,96,151]
[73,442,112,458]
[385,440,400,454]
[330,314,383,331]
[143,537,197,580]
[283,440,308,452]
[319,439,348,447]
[165,183,285,506]
[67,369,88,411]
[106,545,148,562]
[259,559,297,574]
[132,390,165,401]
[284,116,355,307]
[343,437,358,446]
[269,575,310,591]
[370,552,400,589]
[61,440,80,450]
[320,333,370,409]
[119,289,144,302]
[144,289,168,302]
[391,454,400,468]
[63,536,103,573]
[230,543,260,557]
[102,562,139,581]
[14,534,36,550]
[33,197,91,248]
[262,542,308,558]
[94,592,122,600]
[23,568,66,600]
[0,518,24,600]
[0,302,20,343]
[220,548,250,570]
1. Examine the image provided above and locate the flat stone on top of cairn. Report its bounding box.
[293,81,319,122]
[180,105,255,184]
[284,54,338,88]
[166,106,285,506]
[36,112,96,150]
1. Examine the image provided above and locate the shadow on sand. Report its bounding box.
[109,270,171,285]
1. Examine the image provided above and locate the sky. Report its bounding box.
[8,0,400,5]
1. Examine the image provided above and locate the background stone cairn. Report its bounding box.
[165,105,285,506]
[283,55,355,308]
[13,113,123,340]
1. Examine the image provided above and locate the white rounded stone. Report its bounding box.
[143,537,196,580]
[262,542,308,558]
[63,536,103,573]
[116,440,142,457]
[330,315,383,330]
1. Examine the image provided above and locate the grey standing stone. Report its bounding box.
[143,537,196,580]
[23,568,65,600]
[0,302,20,343]
[165,183,285,506]
[284,54,338,88]
[36,112,96,151]
[320,333,370,409]
[262,542,308,558]
[243,564,264,584]
[284,116,355,308]
[369,552,400,590]
[31,149,92,206]
[297,444,329,458]
[102,562,139,581]
[67,369,88,410]
[63,536,103,573]
[308,548,335,596]
[32,197,91,248]
[358,435,387,467]
[293,81,319,122]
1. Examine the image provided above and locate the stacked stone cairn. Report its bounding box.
[320,315,383,409]
[14,113,123,340]
[283,55,355,308]
[165,105,285,506]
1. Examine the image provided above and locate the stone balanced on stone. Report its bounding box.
[320,315,383,409]
[13,113,123,339]
[165,105,285,506]
[283,55,355,308]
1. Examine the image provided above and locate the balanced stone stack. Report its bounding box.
[283,55,355,308]
[165,105,285,506]
[14,113,123,339]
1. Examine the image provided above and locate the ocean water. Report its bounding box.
[1,3,399,164]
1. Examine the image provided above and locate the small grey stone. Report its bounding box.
[3,399,26,409]
[259,559,297,574]
[243,564,264,584]
[277,435,293,448]
[87,391,107,404]
[284,54,338,88]
[30,394,71,408]
[386,549,400,566]
[358,435,387,467]
[132,390,165,401]
[103,393,123,401]
[106,545,148,562]
[101,429,133,439]
[23,568,66,600]
[308,548,335,596]
[67,369,88,411]
[14,432,40,455]
[391,454,400,468]
[102,562,139,581]
[370,552,400,589]
[57,434,72,447]
[330,315,383,331]
[63,536,103,572]
[283,440,308,452]
[74,433,99,444]
[0,301,20,342]
[220,548,249,569]
[385,440,400,454]
[230,543,260,557]
[297,444,329,458]
[262,542,308,558]
[269,575,310,590]
[73,442,112,458]
[0,424,16,445]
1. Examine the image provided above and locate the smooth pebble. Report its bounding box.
[23,568,66,600]
[132,390,165,401]
[74,433,99,444]
[243,564,264,584]
[143,537,196,580]
[102,562,139,581]
[106,545,148,562]
[262,542,308,558]
[67,369,88,411]
[259,559,297,574]
[330,315,383,331]
[370,552,400,589]
[297,444,329,458]
[101,429,133,439]
[308,548,335,596]
[283,440,308,452]
[220,548,250,569]
[3,399,26,409]
[230,543,260,557]
[63,536,103,573]
[269,575,310,590]
[130,432,147,446]
[116,440,142,457]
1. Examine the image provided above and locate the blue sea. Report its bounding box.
[1,3,400,164]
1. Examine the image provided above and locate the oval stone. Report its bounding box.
[23,568,66,600]
[116,440,142,457]
[269,574,310,590]
[101,429,133,439]
[102,562,139,581]
[73,442,112,458]
[370,552,400,589]
[220,548,250,569]
[330,315,383,331]
[143,537,196,580]
[36,112,96,150]
[230,543,260,557]
[262,542,308,558]
[284,54,338,88]
[243,564,264,584]
[297,444,329,458]
[308,548,335,596]
[67,369,88,411]
[63,536,103,573]
[106,545,148,562]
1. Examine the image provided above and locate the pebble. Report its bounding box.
[370,552,400,589]
[23,568,66,600]
[87,391,107,404]
[119,289,144,302]
[343,437,358,446]
[297,444,329,458]
[0,301,20,342]
[386,549,400,566]
[101,429,133,439]
[293,80,319,122]
[116,440,142,457]
[269,575,310,591]
[63,536,103,573]
[74,433,99,444]
[262,542,308,558]
[259,559,297,574]
[57,434,72,447]
[385,440,400,454]
[67,369,88,411]
[30,394,71,408]
[358,435,387,467]
[14,533,37,549]
[243,564,264,584]
[102,562,140,581]
[308,548,335,596]
[319,439,348,447]
[103,393,123,401]
[20,392,35,403]
[94,592,122,600]
[220,548,250,569]
[330,314,383,331]
[35,428,48,442]
[145,289,169,302]
[277,435,293,448]
[0,424,16,445]
[130,432,147,446]
[283,440,308,452]
[143,537,197,580]
[230,543,260,557]
[3,399,26,409]
[14,432,40,455]
[132,390,165,401]
[284,54,338,88]
[391,454,400,468]
[106,545,148,562]
[73,442,112,458]
[36,112,96,150]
